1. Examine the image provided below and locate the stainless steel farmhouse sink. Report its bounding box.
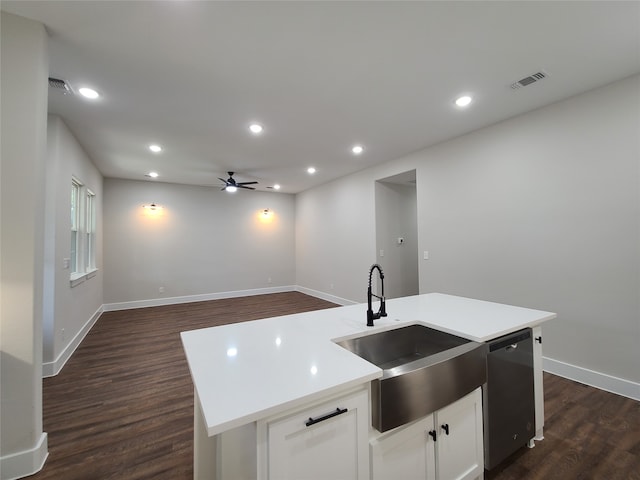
[336,324,487,432]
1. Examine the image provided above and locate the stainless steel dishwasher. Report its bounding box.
[483,328,535,470]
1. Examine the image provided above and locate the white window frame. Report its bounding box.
[70,177,82,280]
[85,189,96,273]
[70,177,98,287]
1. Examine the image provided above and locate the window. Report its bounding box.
[85,189,96,271]
[70,178,97,286]
[70,178,82,275]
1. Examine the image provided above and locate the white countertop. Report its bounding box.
[180,293,556,436]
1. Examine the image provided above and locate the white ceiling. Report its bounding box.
[3,1,639,193]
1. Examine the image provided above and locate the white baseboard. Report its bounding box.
[543,356,640,401]
[42,306,103,378]
[294,286,357,306]
[0,432,48,480]
[102,286,296,312]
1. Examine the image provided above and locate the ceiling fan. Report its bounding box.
[218,172,258,192]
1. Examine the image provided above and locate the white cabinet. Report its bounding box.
[259,387,370,480]
[435,388,484,480]
[371,388,484,480]
[370,413,434,479]
[532,325,544,441]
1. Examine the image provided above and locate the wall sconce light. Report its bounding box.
[143,203,163,211]
[258,208,274,223]
[142,203,165,217]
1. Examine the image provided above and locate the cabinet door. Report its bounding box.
[370,415,435,480]
[266,388,369,480]
[532,325,544,440]
[435,388,483,480]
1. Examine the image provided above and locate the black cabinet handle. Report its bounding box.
[535,336,542,344]
[428,430,437,441]
[305,407,348,427]
[441,424,449,435]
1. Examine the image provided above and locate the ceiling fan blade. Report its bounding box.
[237,181,258,186]
[237,185,256,190]
[218,177,228,184]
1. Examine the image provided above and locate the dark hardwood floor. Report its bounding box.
[487,372,640,480]
[28,292,639,479]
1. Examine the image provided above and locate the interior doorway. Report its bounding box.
[374,170,419,299]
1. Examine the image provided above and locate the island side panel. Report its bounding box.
[532,325,545,440]
[194,390,217,479]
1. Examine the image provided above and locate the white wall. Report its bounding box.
[417,75,640,386]
[296,75,640,390]
[295,172,378,303]
[103,179,296,305]
[0,12,49,479]
[43,115,104,375]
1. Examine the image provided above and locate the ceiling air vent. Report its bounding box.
[48,77,72,94]
[510,71,548,89]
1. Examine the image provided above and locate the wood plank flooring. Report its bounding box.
[487,372,640,480]
[28,292,639,479]
[29,292,337,480]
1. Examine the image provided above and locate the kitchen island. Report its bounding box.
[181,293,555,480]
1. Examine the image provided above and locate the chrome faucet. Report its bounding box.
[367,264,387,326]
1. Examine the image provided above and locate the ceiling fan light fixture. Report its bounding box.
[219,172,258,192]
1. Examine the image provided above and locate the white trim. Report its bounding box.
[0,432,48,480]
[69,272,86,287]
[543,356,640,401]
[42,306,103,377]
[293,286,357,306]
[102,286,296,312]
[85,268,98,279]
[69,268,99,288]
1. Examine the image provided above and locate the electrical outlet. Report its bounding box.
[159,286,165,293]
[268,277,272,284]
[63,258,70,269]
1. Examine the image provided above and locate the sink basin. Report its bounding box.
[336,324,487,432]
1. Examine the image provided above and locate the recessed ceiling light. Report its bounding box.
[78,87,99,99]
[351,145,364,155]
[148,144,162,153]
[455,95,472,107]
[273,184,281,190]
[146,171,159,178]
[307,167,316,174]
[249,123,263,134]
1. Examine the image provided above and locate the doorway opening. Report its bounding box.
[374,170,419,299]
